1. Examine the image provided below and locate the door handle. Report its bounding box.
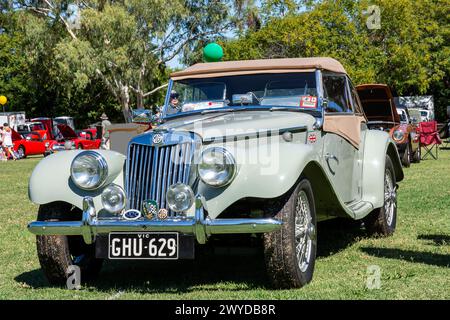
[325,153,339,165]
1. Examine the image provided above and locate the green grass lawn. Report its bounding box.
[0,151,449,300]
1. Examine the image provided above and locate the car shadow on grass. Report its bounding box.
[417,234,450,246]
[316,218,366,258]
[360,247,450,268]
[14,251,271,293]
[15,218,367,292]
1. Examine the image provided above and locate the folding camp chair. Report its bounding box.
[418,121,442,160]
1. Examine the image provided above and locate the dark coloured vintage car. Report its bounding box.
[356,84,420,167]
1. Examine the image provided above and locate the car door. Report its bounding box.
[347,79,367,200]
[321,73,362,203]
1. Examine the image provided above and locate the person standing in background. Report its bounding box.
[100,113,111,150]
[0,125,7,161]
[1,123,17,160]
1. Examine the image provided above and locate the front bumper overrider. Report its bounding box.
[27,197,282,245]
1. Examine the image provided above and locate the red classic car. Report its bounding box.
[16,122,49,140]
[53,124,101,150]
[11,129,56,158]
[357,84,420,167]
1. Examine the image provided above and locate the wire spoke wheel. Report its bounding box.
[364,155,397,237]
[384,169,396,226]
[264,178,317,288]
[295,190,314,273]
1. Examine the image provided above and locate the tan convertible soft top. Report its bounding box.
[171,57,346,80]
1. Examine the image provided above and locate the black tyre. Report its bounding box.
[263,178,317,289]
[401,143,411,167]
[18,145,26,159]
[36,202,103,286]
[364,155,397,237]
[412,144,421,163]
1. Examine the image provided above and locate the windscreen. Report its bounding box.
[166,73,318,116]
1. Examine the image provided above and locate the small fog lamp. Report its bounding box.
[166,183,194,212]
[101,184,126,214]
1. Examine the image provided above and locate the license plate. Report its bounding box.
[108,232,178,259]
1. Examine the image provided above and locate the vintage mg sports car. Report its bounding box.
[28,58,404,288]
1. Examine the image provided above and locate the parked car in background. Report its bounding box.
[28,57,404,289]
[17,122,48,140]
[31,117,55,140]
[419,109,432,122]
[356,84,420,167]
[408,109,422,125]
[79,127,99,139]
[12,129,56,158]
[54,116,75,130]
[52,123,101,150]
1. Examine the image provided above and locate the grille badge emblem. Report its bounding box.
[152,133,164,145]
[122,209,142,221]
[157,208,168,220]
[142,200,158,219]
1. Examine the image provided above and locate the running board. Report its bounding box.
[345,201,374,219]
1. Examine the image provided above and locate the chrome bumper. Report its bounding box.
[27,197,282,244]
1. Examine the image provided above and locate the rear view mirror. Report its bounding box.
[131,109,152,124]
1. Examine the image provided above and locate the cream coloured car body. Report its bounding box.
[29,110,403,221]
[28,60,404,223]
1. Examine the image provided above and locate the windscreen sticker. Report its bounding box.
[182,101,224,112]
[300,96,318,108]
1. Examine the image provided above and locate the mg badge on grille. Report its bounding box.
[142,200,158,219]
[152,133,164,145]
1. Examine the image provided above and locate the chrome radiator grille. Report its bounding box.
[125,142,194,215]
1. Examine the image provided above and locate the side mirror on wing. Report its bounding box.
[131,109,153,124]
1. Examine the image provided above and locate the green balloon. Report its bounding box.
[203,43,223,62]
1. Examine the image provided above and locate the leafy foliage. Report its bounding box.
[0,0,448,123]
[222,0,449,119]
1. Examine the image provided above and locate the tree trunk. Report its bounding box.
[136,90,144,109]
[120,85,131,122]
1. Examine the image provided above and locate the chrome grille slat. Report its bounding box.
[139,146,149,210]
[172,144,181,185]
[126,139,194,217]
[130,145,139,209]
[161,147,170,209]
[183,143,192,183]
[150,146,159,201]
[178,144,185,183]
[156,147,165,206]
[136,145,144,209]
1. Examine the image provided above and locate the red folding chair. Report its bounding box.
[418,121,442,160]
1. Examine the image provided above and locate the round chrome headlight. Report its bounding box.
[70,151,108,190]
[101,184,126,214]
[392,130,405,141]
[198,147,236,187]
[166,183,195,212]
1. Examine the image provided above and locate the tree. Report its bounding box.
[221,0,449,119]
[0,12,35,113]
[14,0,232,121]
